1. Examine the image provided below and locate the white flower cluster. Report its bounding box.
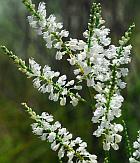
[129,131,140,163]
[67,26,111,82]
[43,15,69,49]
[28,1,120,87]
[0,49,83,108]
[91,43,132,150]
[23,103,98,163]
[28,2,47,35]
[48,4,131,150]
[1,1,135,161]
[27,1,88,76]
[27,58,82,106]
[28,2,69,50]
[85,20,132,150]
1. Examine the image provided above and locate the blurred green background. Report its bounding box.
[0,0,140,162]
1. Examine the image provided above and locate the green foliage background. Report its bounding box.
[0,0,140,162]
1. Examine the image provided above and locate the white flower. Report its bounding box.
[45,84,53,93]
[103,142,110,151]
[78,40,86,50]
[94,82,103,93]
[28,16,37,29]
[124,45,132,54]
[67,39,79,51]
[59,30,69,38]
[32,126,43,136]
[105,45,117,59]
[70,96,79,106]
[52,121,61,131]
[43,32,53,48]
[73,85,82,90]
[67,151,74,162]
[114,134,122,143]
[94,27,111,46]
[56,51,65,60]
[54,42,62,49]
[40,133,47,141]
[90,43,104,55]
[28,2,47,35]
[58,147,65,159]
[57,75,67,86]
[120,68,129,77]
[87,78,95,87]
[29,58,41,76]
[113,124,123,133]
[51,141,60,151]
[73,69,80,76]
[94,94,106,104]
[117,80,126,89]
[130,131,140,162]
[58,128,67,136]
[93,107,105,118]
[83,30,89,38]
[111,143,119,150]
[100,36,111,46]
[67,57,76,65]
[74,137,82,144]
[41,112,54,122]
[33,78,41,88]
[48,132,56,142]
[134,141,140,149]
[52,93,59,102]
[38,2,46,27]
[60,97,66,106]
[66,80,75,87]
[110,94,124,110]
[129,157,140,163]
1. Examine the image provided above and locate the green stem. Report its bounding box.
[122,120,132,159]
[59,159,63,163]
[104,150,110,163]
[87,3,101,65]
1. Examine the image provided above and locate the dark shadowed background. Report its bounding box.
[0,0,140,162]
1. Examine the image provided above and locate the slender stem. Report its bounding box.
[59,159,63,163]
[122,120,132,159]
[87,3,101,65]
[86,3,102,105]
[104,150,110,163]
